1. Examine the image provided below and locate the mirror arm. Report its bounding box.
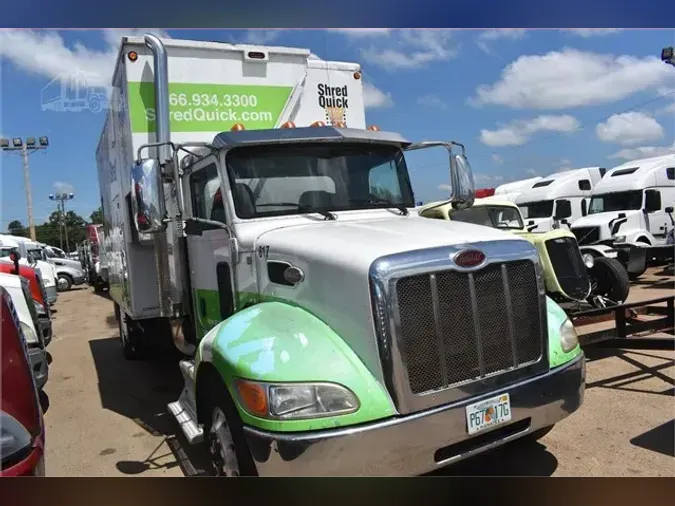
[136,141,176,165]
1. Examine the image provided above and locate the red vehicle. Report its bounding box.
[0,286,46,477]
[0,261,52,345]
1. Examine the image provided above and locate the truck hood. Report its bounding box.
[571,210,641,229]
[256,214,518,271]
[245,214,532,387]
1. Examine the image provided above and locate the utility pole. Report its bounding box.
[49,192,75,252]
[1,136,49,241]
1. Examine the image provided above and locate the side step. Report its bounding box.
[167,360,204,444]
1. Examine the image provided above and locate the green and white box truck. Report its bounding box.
[96,34,585,477]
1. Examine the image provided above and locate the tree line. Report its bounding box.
[6,206,104,253]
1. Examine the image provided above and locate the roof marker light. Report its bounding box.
[367,125,380,131]
[128,51,138,62]
[231,123,246,131]
[280,121,296,129]
[311,121,326,127]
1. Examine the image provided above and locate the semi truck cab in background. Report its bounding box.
[96,33,585,477]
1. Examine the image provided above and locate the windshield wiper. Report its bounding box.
[350,197,409,216]
[255,202,337,220]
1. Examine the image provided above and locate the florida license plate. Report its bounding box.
[466,393,512,435]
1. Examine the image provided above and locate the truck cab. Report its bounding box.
[99,34,586,476]
[493,176,543,202]
[0,236,58,306]
[570,155,675,252]
[514,167,606,233]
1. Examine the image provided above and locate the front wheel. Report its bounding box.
[587,257,630,308]
[57,274,73,292]
[203,389,258,477]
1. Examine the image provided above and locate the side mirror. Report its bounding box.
[554,199,572,220]
[665,206,673,214]
[8,250,20,274]
[450,154,475,210]
[645,189,661,213]
[404,141,475,210]
[130,158,166,235]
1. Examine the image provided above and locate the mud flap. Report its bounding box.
[614,244,647,276]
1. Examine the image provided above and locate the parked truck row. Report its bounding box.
[92,34,586,477]
[492,160,675,283]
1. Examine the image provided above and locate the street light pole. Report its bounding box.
[0,136,49,241]
[49,192,75,252]
[20,145,37,241]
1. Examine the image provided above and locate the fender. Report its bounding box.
[195,301,396,432]
[546,296,582,368]
[578,244,618,259]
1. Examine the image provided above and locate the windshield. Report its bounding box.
[27,248,46,261]
[520,200,554,219]
[589,190,643,214]
[0,248,13,258]
[450,205,524,230]
[225,143,415,219]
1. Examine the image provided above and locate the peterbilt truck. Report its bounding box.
[96,34,585,477]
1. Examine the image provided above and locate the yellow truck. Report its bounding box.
[417,196,630,309]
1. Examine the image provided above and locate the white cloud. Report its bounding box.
[596,112,664,146]
[562,29,623,37]
[53,181,74,194]
[357,29,459,70]
[417,94,448,110]
[477,29,526,53]
[608,140,675,161]
[480,114,580,147]
[438,183,452,192]
[525,169,539,176]
[471,48,675,109]
[363,82,393,109]
[492,153,504,164]
[326,29,391,37]
[0,29,170,89]
[239,30,284,45]
[439,172,504,191]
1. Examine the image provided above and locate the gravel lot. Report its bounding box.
[42,278,674,477]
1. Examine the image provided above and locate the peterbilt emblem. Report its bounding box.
[453,249,486,268]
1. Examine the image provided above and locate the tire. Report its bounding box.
[588,257,630,306]
[202,381,258,477]
[117,304,147,360]
[57,274,73,292]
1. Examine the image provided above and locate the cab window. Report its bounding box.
[189,164,226,222]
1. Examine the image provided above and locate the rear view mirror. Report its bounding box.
[645,189,661,213]
[131,158,166,235]
[665,206,673,214]
[554,199,572,220]
[404,141,475,211]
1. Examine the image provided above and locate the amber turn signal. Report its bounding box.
[235,379,268,417]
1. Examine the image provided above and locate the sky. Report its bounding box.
[1,28,674,228]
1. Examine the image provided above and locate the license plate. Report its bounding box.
[466,393,511,435]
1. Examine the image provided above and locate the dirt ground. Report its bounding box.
[42,271,674,477]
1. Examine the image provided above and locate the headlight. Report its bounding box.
[582,253,594,269]
[235,379,360,420]
[33,299,47,316]
[559,318,579,353]
[20,321,39,345]
[614,235,626,243]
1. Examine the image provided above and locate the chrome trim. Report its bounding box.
[428,274,449,384]
[243,352,584,477]
[369,239,549,415]
[501,264,519,368]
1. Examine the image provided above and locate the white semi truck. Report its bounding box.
[570,155,675,269]
[96,34,585,476]
[493,176,543,202]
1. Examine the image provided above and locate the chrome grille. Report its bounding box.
[395,260,543,395]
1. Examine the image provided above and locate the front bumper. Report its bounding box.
[72,275,86,286]
[38,316,52,346]
[244,353,585,477]
[28,345,49,390]
[45,285,58,305]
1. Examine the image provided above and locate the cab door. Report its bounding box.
[184,156,235,339]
